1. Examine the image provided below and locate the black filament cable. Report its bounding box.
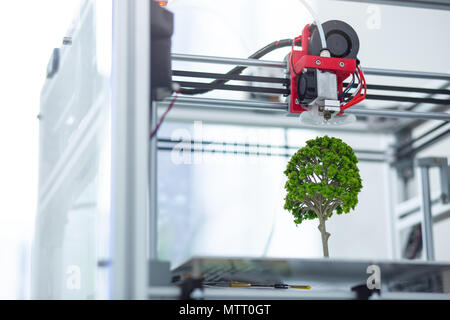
[178,38,301,95]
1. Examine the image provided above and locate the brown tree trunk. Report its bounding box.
[318,219,331,258]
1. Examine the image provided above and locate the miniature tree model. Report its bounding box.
[284,136,362,257]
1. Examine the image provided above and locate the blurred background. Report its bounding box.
[0,0,85,299]
[0,0,449,299]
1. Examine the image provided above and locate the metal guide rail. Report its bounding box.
[164,257,450,300]
[159,96,450,121]
[169,53,450,121]
[157,137,386,163]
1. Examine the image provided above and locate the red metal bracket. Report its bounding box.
[288,25,357,114]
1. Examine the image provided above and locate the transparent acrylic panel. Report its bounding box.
[33,0,112,299]
[157,122,391,268]
[159,0,450,267]
[157,122,292,268]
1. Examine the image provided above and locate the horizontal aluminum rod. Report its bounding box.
[172,54,450,81]
[339,0,450,11]
[166,96,288,111]
[147,286,450,300]
[159,96,450,121]
[364,67,450,81]
[346,107,450,121]
[172,53,286,68]
[148,286,357,299]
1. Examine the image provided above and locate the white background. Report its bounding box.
[0,0,82,299]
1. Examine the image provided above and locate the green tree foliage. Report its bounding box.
[284,135,362,257]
